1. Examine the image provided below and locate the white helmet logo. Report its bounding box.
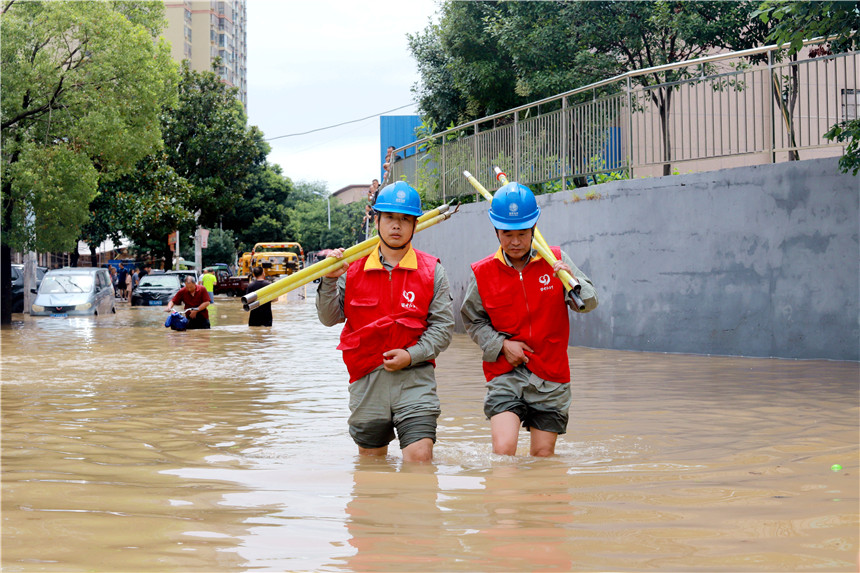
[396,189,406,202]
[403,290,415,303]
[509,202,519,214]
[539,274,551,286]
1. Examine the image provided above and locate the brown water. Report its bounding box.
[2,292,858,572]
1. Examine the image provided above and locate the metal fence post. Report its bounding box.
[441,136,446,202]
[473,124,480,201]
[627,75,634,178]
[767,49,776,163]
[561,97,568,191]
[513,112,519,182]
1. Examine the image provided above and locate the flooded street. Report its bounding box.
[2,291,858,572]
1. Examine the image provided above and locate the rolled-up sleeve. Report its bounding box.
[406,262,455,365]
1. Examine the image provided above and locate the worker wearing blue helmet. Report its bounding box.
[317,181,454,462]
[461,181,598,457]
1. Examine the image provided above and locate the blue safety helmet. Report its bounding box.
[488,182,541,230]
[373,181,423,217]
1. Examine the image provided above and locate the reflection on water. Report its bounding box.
[2,293,858,571]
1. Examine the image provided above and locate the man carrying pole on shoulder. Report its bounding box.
[316,181,455,462]
[460,181,598,457]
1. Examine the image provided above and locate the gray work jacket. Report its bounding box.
[460,248,598,364]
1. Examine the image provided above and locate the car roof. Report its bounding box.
[45,267,105,275]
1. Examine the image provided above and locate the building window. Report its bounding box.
[843,89,858,121]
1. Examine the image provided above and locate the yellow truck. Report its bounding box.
[250,242,304,279]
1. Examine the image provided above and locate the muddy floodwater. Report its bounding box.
[2,290,858,572]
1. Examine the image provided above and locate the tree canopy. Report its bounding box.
[409,1,771,174]
[756,0,860,175]
[162,62,269,229]
[0,0,177,322]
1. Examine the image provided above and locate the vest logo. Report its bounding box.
[402,290,416,309]
[538,273,554,292]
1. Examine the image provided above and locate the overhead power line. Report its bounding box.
[265,103,417,141]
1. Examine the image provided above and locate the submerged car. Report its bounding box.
[30,268,115,317]
[131,273,182,306]
[10,264,47,313]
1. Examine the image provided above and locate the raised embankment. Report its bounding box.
[413,157,859,361]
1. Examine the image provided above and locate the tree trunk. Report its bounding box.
[1,147,19,325]
[70,247,79,267]
[88,243,98,267]
[1,242,11,325]
[772,56,801,162]
[660,87,673,176]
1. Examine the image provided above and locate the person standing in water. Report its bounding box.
[460,182,598,457]
[200,268,217,304]
[245,266,273,327]
[316,181,454,462]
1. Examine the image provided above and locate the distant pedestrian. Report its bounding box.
[245,266,273,327]
[128,268,140,303]
[201,268,217,303]
[116,263,128,299]
[109,266,118,297]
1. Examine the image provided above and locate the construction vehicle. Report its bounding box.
[250,242,304,279]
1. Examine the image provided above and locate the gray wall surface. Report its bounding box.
[412,157,859,361]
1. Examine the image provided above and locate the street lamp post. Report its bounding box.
[313,191,331,230]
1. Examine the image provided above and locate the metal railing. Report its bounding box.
[389,40,857,204]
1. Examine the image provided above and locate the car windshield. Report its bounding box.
[40,274,94,294]
[139,275,181,288]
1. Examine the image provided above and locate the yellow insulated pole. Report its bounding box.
[243,201,460,310]
[463,169,585,310]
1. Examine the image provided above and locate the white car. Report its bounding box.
[30,268,116,317]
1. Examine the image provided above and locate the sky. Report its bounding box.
[246,0,440,194]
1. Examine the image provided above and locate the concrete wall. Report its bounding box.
[412,157,859,361]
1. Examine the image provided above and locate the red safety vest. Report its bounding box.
[338,245,437,383]
[471,246,571,383]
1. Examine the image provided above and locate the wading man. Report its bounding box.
[460,182,598,457]
[166,276,211,330]
[316,181,454,462]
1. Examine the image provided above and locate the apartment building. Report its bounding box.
[163,0,248,108]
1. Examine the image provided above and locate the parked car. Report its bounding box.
[131,273,182,306]
[30,267,115,317]
[166,269,199,284]
[10,264,47,313]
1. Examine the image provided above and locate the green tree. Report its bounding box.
[284,181,366,252]
[83,154,195,269]
[221,162,294,253]
[162,62,268,229]
[1,0,177,322]
[755,0,860,175]
[409,1,768,176]
[409,2,518,128]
